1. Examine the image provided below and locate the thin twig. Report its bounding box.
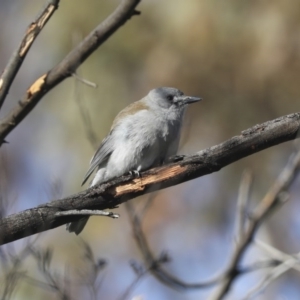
[29,246,71,299]
[235,170,253,242]
[243,257,300,300]
[1,236,39,299]
[125,201,224,290]
[138,192,158,219]
[73,69,99,150]
[117,264,148,300]
[0,0,141,144]
[125,201,281,292]
[0,0,60,109]
[209,150,300,300]
[255,239,300,273]
[78,239,107,300]
[24,275,57,291]
[72,73,97,88]
[252,152,300,221]
[55,209,119,219]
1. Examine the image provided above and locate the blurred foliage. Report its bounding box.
[0,0,300,299]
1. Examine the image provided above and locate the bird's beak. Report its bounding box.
[176,95,202,105]
[184,96,202,104]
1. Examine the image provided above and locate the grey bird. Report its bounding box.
[66,87,201,234]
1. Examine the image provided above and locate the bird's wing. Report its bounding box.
[81,132,114,186]
[82,99,149,186]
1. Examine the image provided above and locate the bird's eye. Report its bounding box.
[167,95,173,101]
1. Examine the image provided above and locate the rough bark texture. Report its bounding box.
[0,112,299,245]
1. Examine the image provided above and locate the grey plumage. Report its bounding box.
[66,87,201,235]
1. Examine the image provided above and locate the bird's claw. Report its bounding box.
[129,170,141,178]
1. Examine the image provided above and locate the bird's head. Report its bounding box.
[148,87,202,110]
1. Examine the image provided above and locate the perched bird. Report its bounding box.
[67,87,201,234]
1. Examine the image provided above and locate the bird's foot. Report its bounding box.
[129,170,141,178]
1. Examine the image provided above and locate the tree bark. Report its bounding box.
[0,112,299,245]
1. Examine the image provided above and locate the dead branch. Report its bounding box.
[0,0,60,109]
[0,113,299,245]
[0,0,141,145]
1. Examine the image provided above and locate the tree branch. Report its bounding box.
[0,113,299,245]
[0,0,60,109]
[125,201,223,289]
[209,145,300,299]
[0,0,141,144]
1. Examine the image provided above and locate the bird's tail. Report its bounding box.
[66,217,89,235]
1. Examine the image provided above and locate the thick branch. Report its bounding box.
[0,113,299,245]
[0,0,141,144]
[0,0,60,109]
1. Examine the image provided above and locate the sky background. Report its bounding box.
[0,0,300,299]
